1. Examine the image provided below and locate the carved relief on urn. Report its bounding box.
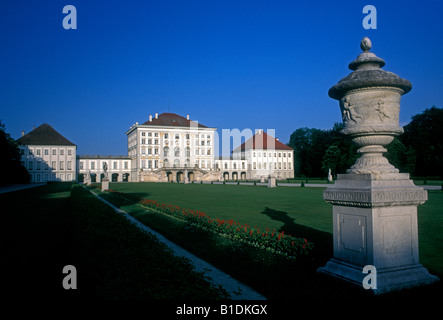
[329,37,412,175]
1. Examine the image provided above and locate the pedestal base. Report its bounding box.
[318,258,438,294]
[101,179,109,191]
[319,173,439,294]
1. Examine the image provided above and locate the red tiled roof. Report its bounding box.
[142,113,209,128]
[17,124,76,146]
[233,131,293,152]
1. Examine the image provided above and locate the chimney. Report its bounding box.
[155,113,158,119]
[149,115,152,122]
[186,114,190,120]
[21,131,25,137]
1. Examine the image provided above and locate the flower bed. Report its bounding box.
[137,198,314,260]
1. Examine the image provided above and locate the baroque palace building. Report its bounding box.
[17,113,294,183]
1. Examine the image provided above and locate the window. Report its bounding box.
[148,160,152,169]
[36,149,41,156]
[52,161,56,169]
[186,134,190,140]
[91,162,95,170]
[142,147,146,154]
[67,161,72,170]
[185,147,190,157]
[264,152,266,157]
[44,149,49,155]
[279,163,282,169]
[60,161,64,170]
[164,158,169,167]
[224,163,228,169]
[155,160,158,168]
[52,149,56,155]
[148,148,152,155]
[163,147,169,157]
[283,162,287,169]
[283,153,286,157]
[142,138,146,144]
[242,162,245,169]
[279,153,281,157]
[201,140,205,146]
[28,161,33,170]
[79,161,84,170]
[148,139,152,145]
[289,153,291,157]
[20,149,25,156]
[154,148,159,155]
[36,161,41,170]
[174,159,180,167]
[253,152,256,157]
[165,133,169,139]
[141,160,145,168]
[124,162,128,169]
[289,162,292,169]
[175,134,179,140]
[141,132,145,136]
[207,149,211,155]
[113,162,117,169]
[253,162,256,169]
[174,147,180,157]
[154,133,158,137]
[148,132,152,137]
[68,149,72,155]
[154,139,158,145]
[60,149,64,156]
[233,163,237,169]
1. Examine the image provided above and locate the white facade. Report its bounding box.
[77,156,131,182]
[19,145,77,182]
[125,113,217,182]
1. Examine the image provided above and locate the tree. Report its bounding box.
[0,121,30,185]
[400,106,443,177]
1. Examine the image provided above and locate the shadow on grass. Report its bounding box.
[261,207,332,268]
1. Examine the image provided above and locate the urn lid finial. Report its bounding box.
[360,37,372,52]
[328,38,412,100]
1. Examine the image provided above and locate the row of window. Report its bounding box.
[21,148,74,156]
[141,132,211,140]
[140,146,212,157]
[24,160,73,171]
[79,161,129,170]
[252,151,291,158]
[140,138,212,146]
[253,162,292,170]
[31,173,73,182]
[141,159,213,169]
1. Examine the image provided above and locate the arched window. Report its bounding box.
[185,158,190,167]
[174,147,180,157]
[164,158,169,167]
[163,146,169,157]
[174,159,180,167]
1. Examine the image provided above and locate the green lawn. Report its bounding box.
[0,183,228,300]
[105,182,443,278]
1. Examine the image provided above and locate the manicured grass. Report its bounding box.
[107,182,333,235]
[0,183,228,300]
[100,182,443,300]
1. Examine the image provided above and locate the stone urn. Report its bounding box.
[328,37,412,175]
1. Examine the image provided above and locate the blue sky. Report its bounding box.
[1,0,442,155]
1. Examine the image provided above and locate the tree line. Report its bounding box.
[287,106,443,179]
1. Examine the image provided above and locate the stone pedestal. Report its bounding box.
[317,37,438,294]
[101,178,109,191]
[268,176,276,188]
[84,178,91,186]
[318,173,438,294]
